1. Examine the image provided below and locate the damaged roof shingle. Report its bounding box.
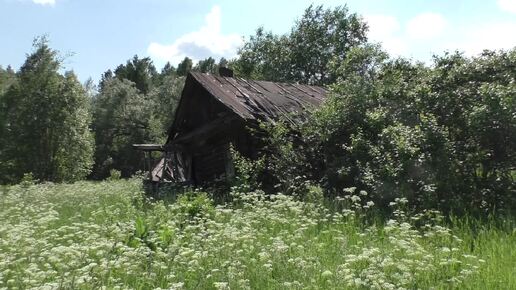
[189,72,328,122]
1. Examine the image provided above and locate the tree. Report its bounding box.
[176,57,193,76]
[218,57,228,69]
[83,77,97,99]
[91,78,164,178]
[99,69,114,91]
[53,72,95,181]
[0,37,94,183]
[0,65,16,96]
[0,66,17,181]
[0,65,16,129]
[234,5,368,85]
[148,74,184,131]
[161,62,176,77]
[194,57,217,73]
[90,55,186,179]
[114,55,158,94]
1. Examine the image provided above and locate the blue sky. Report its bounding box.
[1,0,515,83]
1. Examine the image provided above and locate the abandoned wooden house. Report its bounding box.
[133,69,327,185]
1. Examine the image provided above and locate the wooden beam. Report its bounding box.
[132,144,164,151]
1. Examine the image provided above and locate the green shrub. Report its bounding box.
[175,191,215,219]
[263,48,516,215]
[108,169,122,180]
[19,172,37,187]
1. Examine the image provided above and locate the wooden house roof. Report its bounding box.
[185,72,328,122]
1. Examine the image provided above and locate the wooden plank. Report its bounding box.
[151,158,164,182]
[132,144,164,151]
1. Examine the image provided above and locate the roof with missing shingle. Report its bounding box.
[188,72,328,122]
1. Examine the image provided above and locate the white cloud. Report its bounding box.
[148,6,243,65]
[365,10,513,61]
[406,12,447,40]
[364,14,408,56]
[364,15,408,56]
[498,0,516,13]
[32,0,55,6]
[443,21,516,56]
[365,15,400,39]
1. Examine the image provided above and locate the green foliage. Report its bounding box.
[157,225,174,248]
[234,4,367,85]
[194,56,216,73]
[91,78,162,178]
[148,74,184,130]
[0,37,94,183]
[264,48,515,214]
[175,191,215,219]
[92,57,183,179]
[229,145,265,193]
[260,120,315,197]
[0,65,16,96]
[176,56,193,76]
[192,57,231,75]
[19,172,37,187]
[93,78,143,177]
[108,169,122,180]
[134,216,147,238]
[0,66,17,176]
[54,72,95,181]
[161,61,176,77]
[113,55,158,95]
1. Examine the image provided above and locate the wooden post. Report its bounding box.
[161,152,168,182]
[146,152,152,180]
[149,153,154,179]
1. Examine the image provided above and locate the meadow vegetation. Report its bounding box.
[0,179,514,289]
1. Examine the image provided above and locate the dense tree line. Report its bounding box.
[0,37,230,183]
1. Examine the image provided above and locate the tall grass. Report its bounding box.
[0,179,514,289]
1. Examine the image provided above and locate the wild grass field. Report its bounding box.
[0,179,514,289]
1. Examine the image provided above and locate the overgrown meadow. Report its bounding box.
[1,179,514,289]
